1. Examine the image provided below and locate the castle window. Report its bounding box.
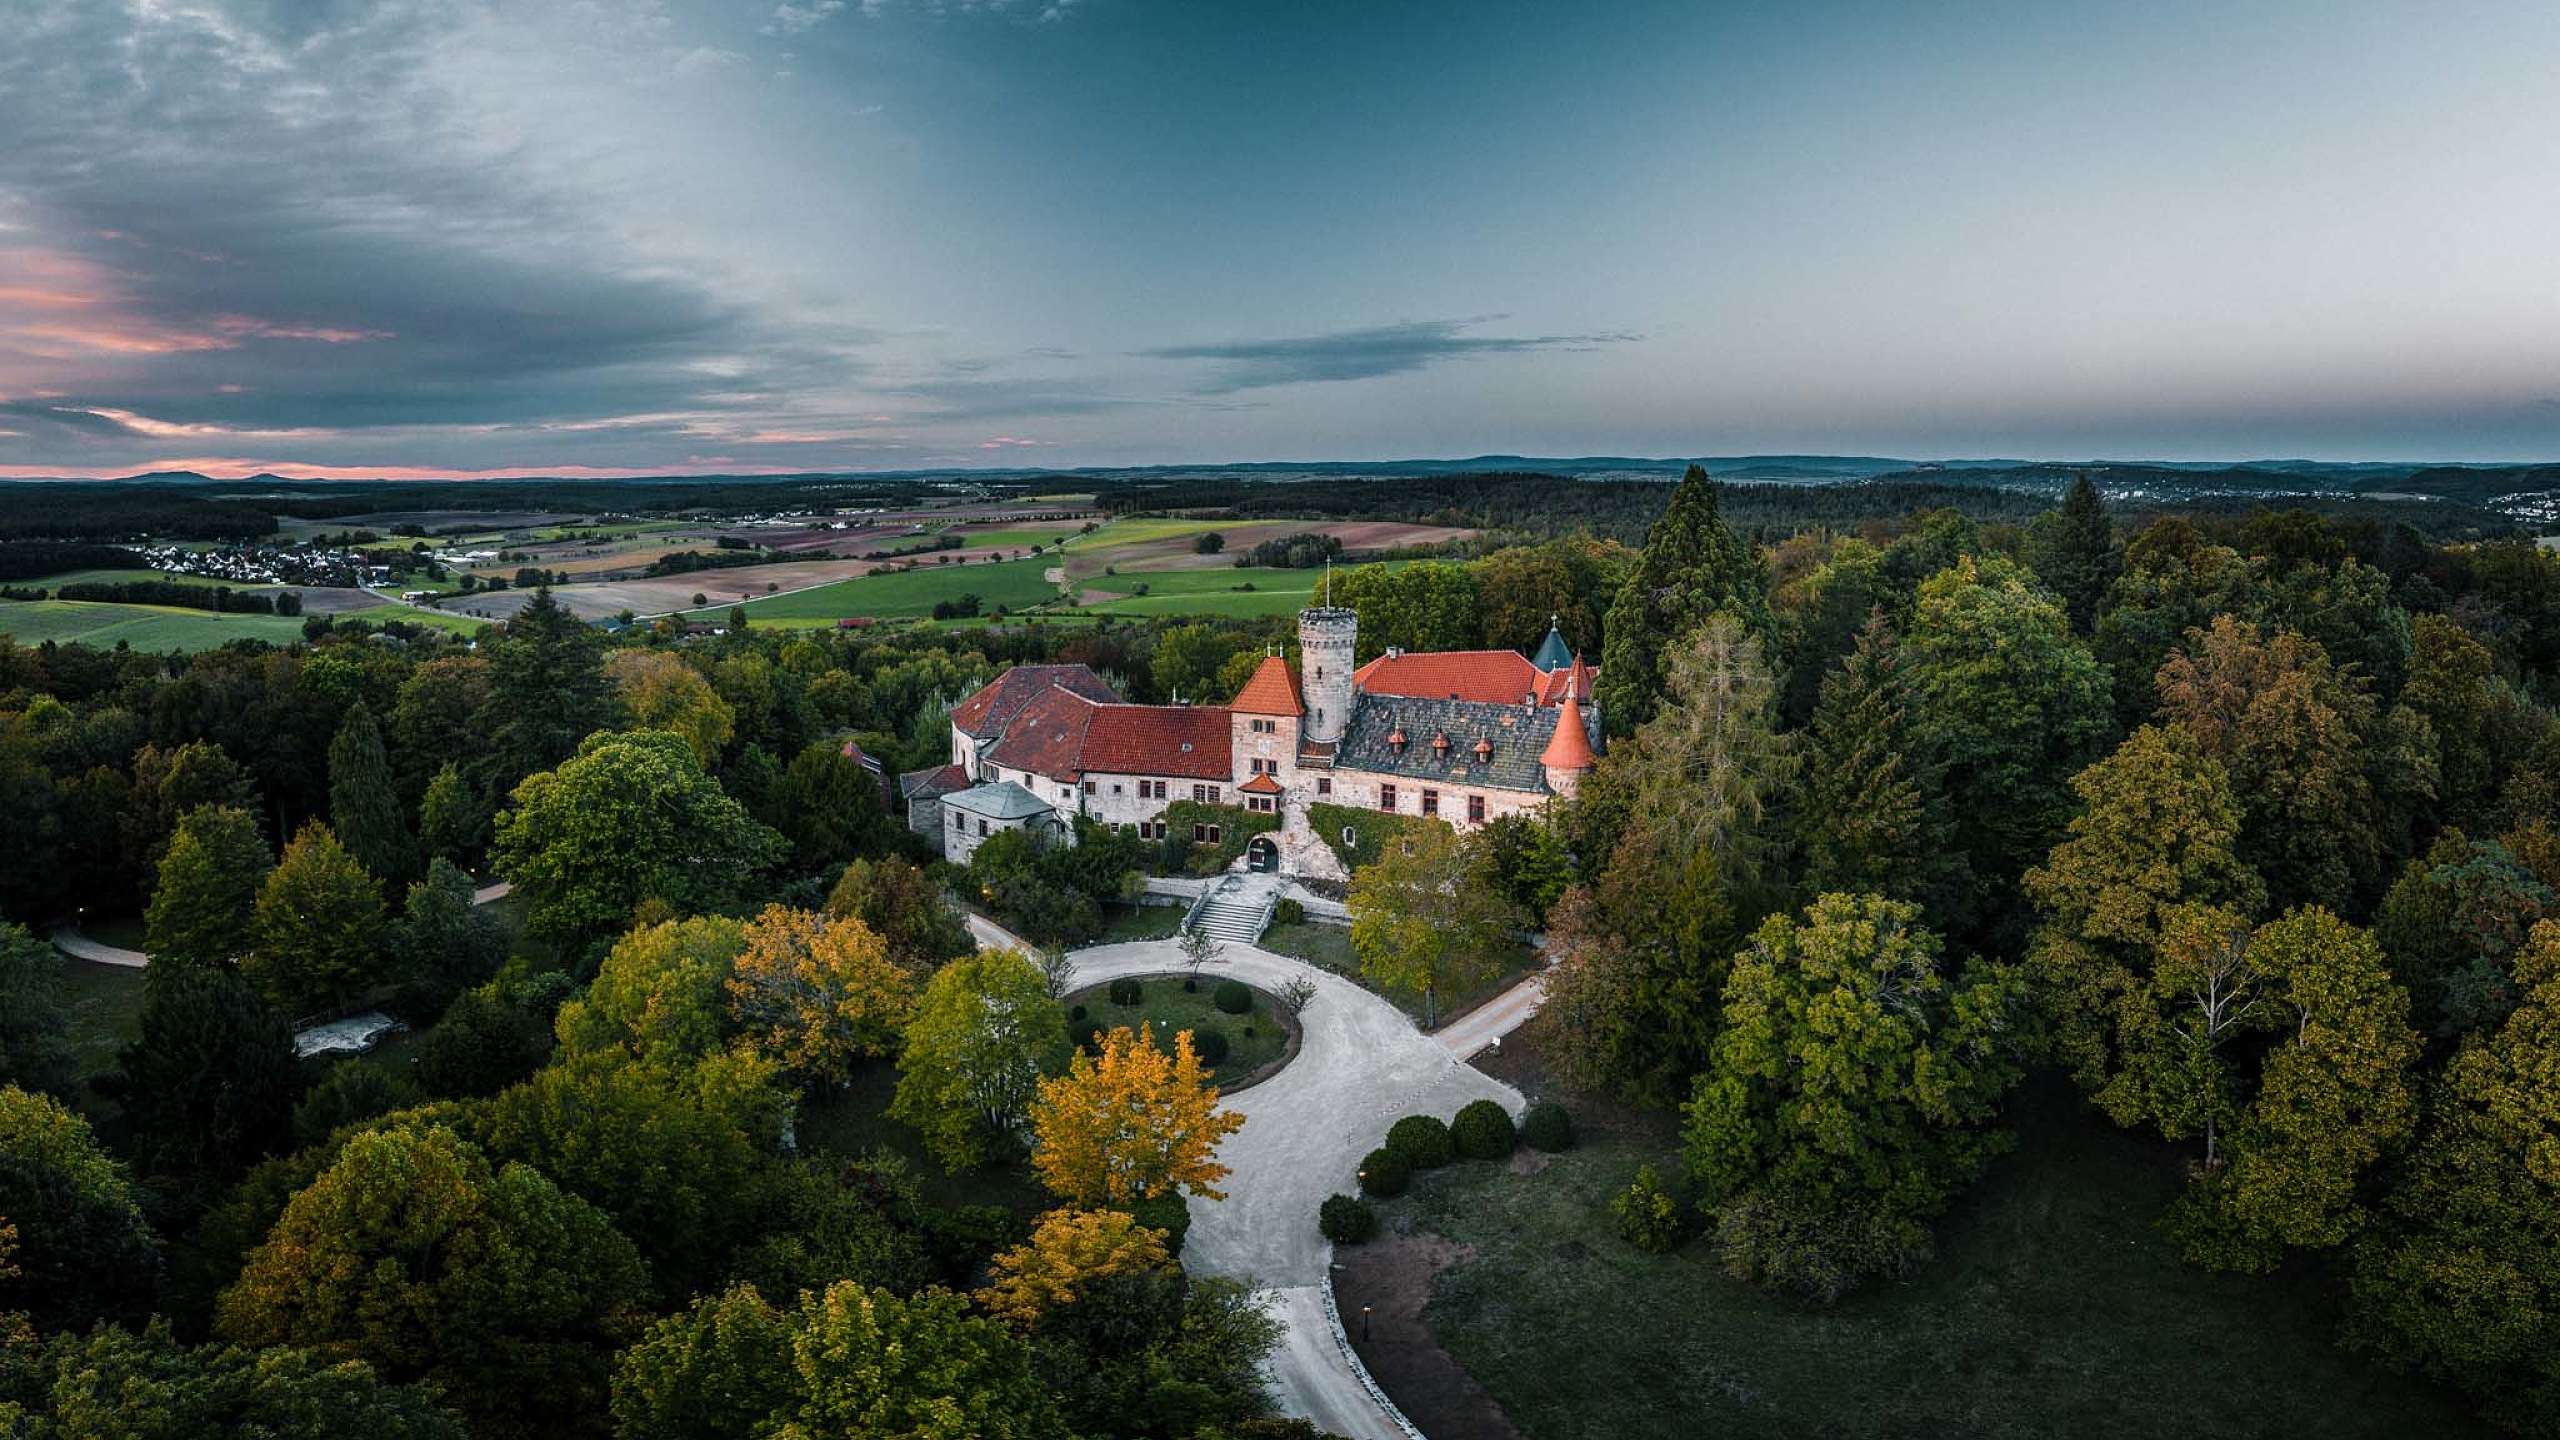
[1379,784,1398,812]
[1422,788,1439,817]
[1341,825,1358,848]
[1316,777,1332,796]
[1468,794,1486,823]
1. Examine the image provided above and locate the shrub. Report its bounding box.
[1107,977,1143,1006]
[1451,1099,1516,1161]
[1129,1192,1191,1256]
[1521,1101,1574,1153]
[1384,1114,1453,1170]
[1213,979,1253,1015]
[1358,1147,1410,1197]
[1711,1180,1928,1303]
[1192,1029,1231,1066]
[1319,1194,1378,1245]
[1069,1003,1087,1021]
[1613,1164,1685,1253]
[1272,897,1306,926]
[1074,1021,1103,1054]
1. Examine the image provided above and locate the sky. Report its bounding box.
[3,0,2559,480]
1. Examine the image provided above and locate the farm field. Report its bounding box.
[25,568,388,613]
[0,597,487,650]
[1055,517,1471,580]
[680,555,1061,624]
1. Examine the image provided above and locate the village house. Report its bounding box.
[903,604,1601,877]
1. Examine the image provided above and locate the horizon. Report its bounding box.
[7,1,2560,478]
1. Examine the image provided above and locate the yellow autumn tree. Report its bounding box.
[1030,1025,1244,1206]
[605,649,735,767]
[973,1208,1172,1327]
[727,905,915,1083]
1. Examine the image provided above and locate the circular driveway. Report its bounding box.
[1061,937,1521,1437]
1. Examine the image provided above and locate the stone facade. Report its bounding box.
[903,607,1600,871]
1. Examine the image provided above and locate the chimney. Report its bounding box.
[1385,646,1403,659]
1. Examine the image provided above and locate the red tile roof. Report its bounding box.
[980,685,1099,781]
[1078,704,1232,780]
[1354,649,1551,707]
[1229,655,1305,716]
[1238,772,1282,795]
[950,664,1121,739]
[1540,691,1598,771]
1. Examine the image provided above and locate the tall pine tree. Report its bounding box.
[472,587,611,797]
[330,703,413,886]
[1795,610,1961,908]
[1596,465,1770,736]
[2027,474,2122,635]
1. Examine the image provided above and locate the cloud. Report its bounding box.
[762,1,845,37]
[1141,317,1642,393]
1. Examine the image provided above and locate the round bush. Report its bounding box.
[1192,1029,1231,1066]
[1107,977,1143,1006]
[1384,1114,1454,1170]
[1069,1003,1087,1021]
[1213,978,1253,1015]
[1357,1146,1410,1197]
[1520,1101,1574,1153]
[1319,1194,1378,1245]
[1073,1021,1103,1054]
[1451,1099,1517,1161]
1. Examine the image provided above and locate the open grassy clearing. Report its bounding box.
[1367,1073,2485,1440]
[1,599,314,649]
[1259,919,1534,1028]
[1065,972,1289,1085]
[58,955,146,1081]
[684,555,1062,623]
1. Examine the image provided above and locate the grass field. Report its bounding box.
[1374,1074,2486,1439]
[1066,972,1288,1084]
[1260,920,1533,1028]
[681,555,1062,624]
[32,567,264,590]
[58,956,145,1080]
[0,596,488,650]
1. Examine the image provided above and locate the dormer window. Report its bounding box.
[1431,732,1450,755]
[1472,737,1492,764]
[1388,727,1407,751]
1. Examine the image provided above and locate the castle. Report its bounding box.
[901,605,1602,878]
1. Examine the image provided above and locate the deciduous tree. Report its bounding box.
[555,915,747,1066]
[144,804,270,967]
[491,729,784,955]
[216,1125,649,1440]
[0,1084,161,1330]
[891,948,1071,1169]
[605,649,734,768]
[0,923,74,1096]
[728,905,913,1083]
[1031,1024,1244,1207]
[974,1207,1174,1328]
[1681,893,2025,1301]
[1347,822,1519,1029]
[245,820,386,1015]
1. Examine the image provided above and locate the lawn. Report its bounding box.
[1089,902,1183,945]
[1260,920,1534,1029]
[57,956,146,1079]
[1066,971,1290,1085]
[0,599,313,650]
[1373,1075,2488,1440]
[682,555,1062,625]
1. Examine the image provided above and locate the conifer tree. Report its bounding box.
[1795,611,1959,906]
[1596,464,1771,735]
[2026,474,2122,635]
[417,762,485,868]
[472,587,612,796]
[329,702,413,886]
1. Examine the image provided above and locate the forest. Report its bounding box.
[0,467,2554,1435]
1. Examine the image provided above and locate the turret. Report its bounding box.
[1298,606,1357,745]
[1539,656,1598,799]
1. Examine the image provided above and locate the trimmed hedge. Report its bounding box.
[1107,976,1144,1006]
[1213,979,1253,1015]
[1384,1114,1454,1170]
[1452,1099,1517,1160]
[1358,1147,1410,1197]
[1319,1194,1378,1245]
[1521,1100,1574,1152]
[1192,1028,1231,1066]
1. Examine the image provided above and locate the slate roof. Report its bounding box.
[944,781,1057,821]
[1229,655,1305,715]
[950,664,1121,740]
[1335,693,1602,794]
[1531,621,1574,673]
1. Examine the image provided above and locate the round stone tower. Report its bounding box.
[1297,606,1357,745]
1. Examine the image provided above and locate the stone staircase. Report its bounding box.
[1187,879,1274,945]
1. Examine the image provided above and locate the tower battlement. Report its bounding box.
[1297,605,1356,744]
